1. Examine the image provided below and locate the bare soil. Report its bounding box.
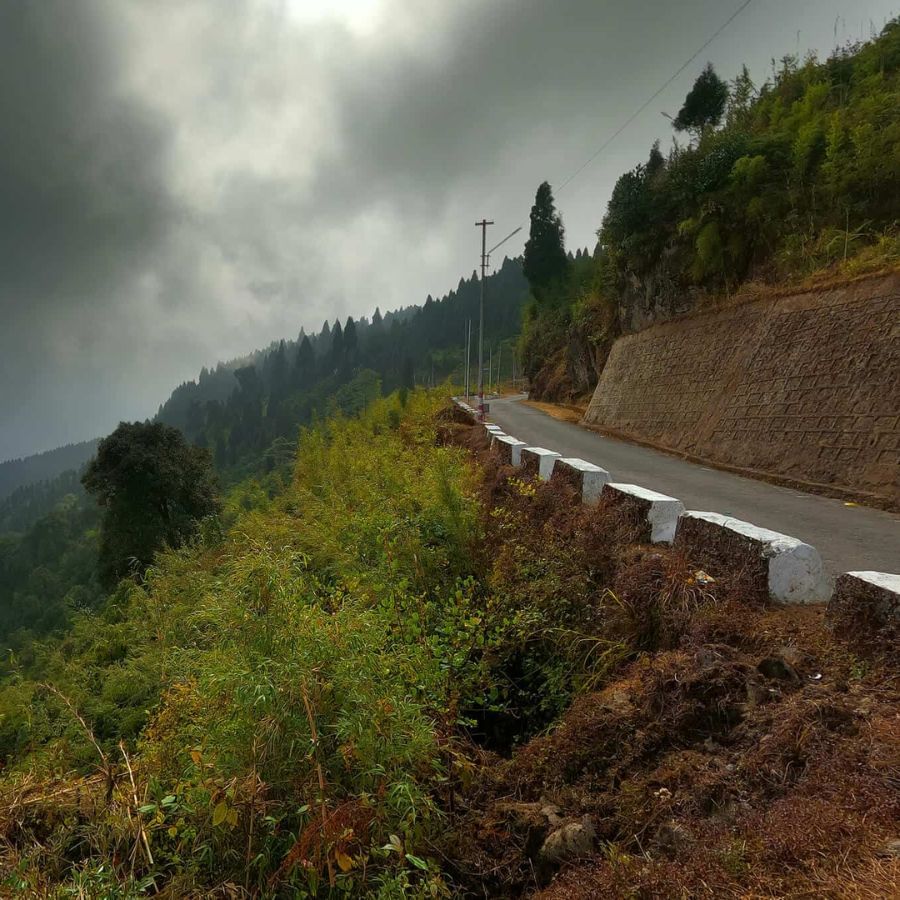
[442,414,900,899]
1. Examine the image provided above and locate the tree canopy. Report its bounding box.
[82,421,220,586]
[523,181,568,294]
[673,62,728,134]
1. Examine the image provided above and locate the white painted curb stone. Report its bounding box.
[520,447,562,480]
[552,458,612,504]
[676,511,831,604]
[602,483,685,544]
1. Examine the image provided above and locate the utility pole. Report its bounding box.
[475,218,494,420]
[464,319,471,400]
[488,345,493,396]
[496,344,502,394]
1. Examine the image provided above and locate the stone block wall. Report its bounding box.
[583,272,900,504]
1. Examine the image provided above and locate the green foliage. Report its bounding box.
[0,391,481,894]
[599,22,900,305]
[523,181,569,295]
[82,422,220,587]
[0,493,102,646]
[673,62,728,134]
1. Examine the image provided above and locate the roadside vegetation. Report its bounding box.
[1,392,896,897]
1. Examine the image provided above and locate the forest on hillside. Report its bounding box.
[0,258,528,651]
[519,20,900,400]
[0,440,98,504]
[0,391,896,897]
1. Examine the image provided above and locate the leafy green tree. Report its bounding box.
[82,422,220,587]
[523,181,568,294]
[674,63,728,135]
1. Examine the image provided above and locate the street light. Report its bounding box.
[474,223,522,420]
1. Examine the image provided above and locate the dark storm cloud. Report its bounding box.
[0,1,175,457]
[0,4,171,305]
[1,0,896,459]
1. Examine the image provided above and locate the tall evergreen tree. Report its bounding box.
[673,63,728,135]
[269,340,288,398]
[330,320,344,373]
[646,140,665,177]
[523,181,568,294]
[292,335,314,387]
[343,317,358,371]
[400,356,414,390]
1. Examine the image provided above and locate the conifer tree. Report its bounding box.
[523,181,568,294]
[673,63,728,135]
[344,316,358,360]
[292,335,314,387]
[330,320,344,373]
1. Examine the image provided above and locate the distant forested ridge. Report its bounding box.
[0,469,87,534]
[156,256,527,469]
[0,257,528,648]
[520,21,900,400]
[0,439,98,503]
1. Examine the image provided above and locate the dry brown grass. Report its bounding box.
[442,409,900,898]
[521,400,587,424]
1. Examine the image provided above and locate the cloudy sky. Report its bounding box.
[1,0,897,460]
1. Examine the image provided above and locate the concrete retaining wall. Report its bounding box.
[583,272,900,505]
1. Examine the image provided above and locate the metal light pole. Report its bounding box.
[475,219,493,420]
[464,319,471,401]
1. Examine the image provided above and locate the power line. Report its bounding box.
[473,0,757,315]
[556,0,757,193]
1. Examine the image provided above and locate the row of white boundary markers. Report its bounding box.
[451,398,899,623]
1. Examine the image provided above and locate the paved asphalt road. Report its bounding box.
[484,395,900,580]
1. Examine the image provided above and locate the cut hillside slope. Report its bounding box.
[0,395,895,897]
[522,20,900,403]
[441,417,899,899]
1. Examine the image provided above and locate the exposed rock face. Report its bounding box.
[536,816,596,883]
[617,251,698,334]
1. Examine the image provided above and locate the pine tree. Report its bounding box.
[343,317,358,371]
[269,340,288,398]
[330,320,344,373]
[646,140,665,177]
[673,63,728,136]
[292,335,314,387]
[523,181,568,294]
